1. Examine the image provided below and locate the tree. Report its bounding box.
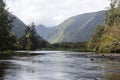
[19,24,33,50]
[98,24,120,52]
[87,25,104,52]
[100,0,120,52]
[89,0,120,53]
[106,0,120,26]
[20,23,48,50]
[0,0,16,51]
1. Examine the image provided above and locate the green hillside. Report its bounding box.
[37,11,105,43]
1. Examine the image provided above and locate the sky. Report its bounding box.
[6,0,110,27]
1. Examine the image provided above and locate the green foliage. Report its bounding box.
[98,24,120,52]
[87,25,104,51]
[20,23,48,50]
[0,1,49,51]
[89,0,120,53]
[45,42,89,52]
[0,0,17,51]
[106,0,120,26]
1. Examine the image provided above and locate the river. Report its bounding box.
[0,51,120,80]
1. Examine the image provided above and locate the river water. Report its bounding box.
[0,51,120,80]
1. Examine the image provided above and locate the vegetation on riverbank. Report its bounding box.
[44,42,90,52]
[0,50,17,59]
[88,0,120,53]
[0,0,48,52]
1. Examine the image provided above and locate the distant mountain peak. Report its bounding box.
[37,24,46,27]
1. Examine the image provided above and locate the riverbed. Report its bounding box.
[0,51,120,80]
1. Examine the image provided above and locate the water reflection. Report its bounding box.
[0,62,9,80]
[0,51,120,80]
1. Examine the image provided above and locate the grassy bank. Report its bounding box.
[0,50,18,59]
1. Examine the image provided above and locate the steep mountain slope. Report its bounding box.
[35,24,55,39]
[11,15,49,46]
[46,11,105,43]
[11,15,26,37]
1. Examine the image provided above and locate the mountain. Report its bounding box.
[11,15,27,37]
[37,11,105,43]
[35,24,55,39]
[11,15,49,46]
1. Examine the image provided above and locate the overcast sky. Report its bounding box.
[6,0,110,27]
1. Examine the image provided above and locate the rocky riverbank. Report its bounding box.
[88,53,120,61]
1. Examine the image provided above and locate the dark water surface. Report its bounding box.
[0,51,120,80]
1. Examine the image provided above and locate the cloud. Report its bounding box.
[6,0,110,26]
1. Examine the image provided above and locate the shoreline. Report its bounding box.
[87,53,120,61]
[1,50,120,61]
[16,51,120,61]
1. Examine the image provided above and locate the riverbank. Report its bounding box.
[0,51,44,60]
[87,53,120,61]
[0,50,16,59]
[42,49,120,61]
[1,50,120,61]
[42,48,92,52]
